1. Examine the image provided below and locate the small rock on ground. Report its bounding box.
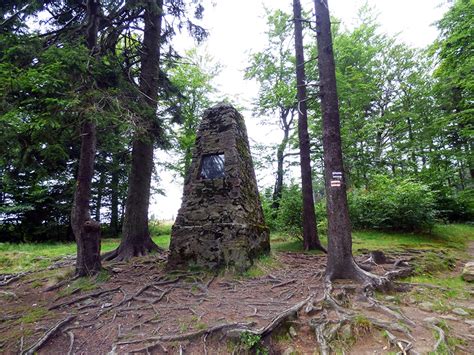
[419,302,434,312]
[288,326,297,338]
[461,261,474,282]
[452,307,469,316]
[423,317,439,324]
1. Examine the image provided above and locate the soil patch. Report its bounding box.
[0,250,473,354]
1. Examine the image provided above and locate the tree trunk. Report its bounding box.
[109,165,119,236]
[103,0,164,261]
[71,0,101,276]
[95,168,104,221]
[293,0,325,252]
[71,120,101,276]
[406,116,418,173]
[272,116,290,210]
[314,0,377,283]
[272,144,285,210]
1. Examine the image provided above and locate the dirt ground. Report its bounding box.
[0,248,473,354]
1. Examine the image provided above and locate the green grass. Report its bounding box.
[270,223,474,254]
[270,233,327,253]
[241,253,280,278]
[57,269,110,297]
[17,307,49,324]
[1,223,472,274]
[0,231,171,274]
[404,274,471,300]
[352,223,474,253]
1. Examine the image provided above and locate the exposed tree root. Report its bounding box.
[364,292,415,327]
[66,331,74,355]
[21,315,75,355]
[228,294,315,338]
[0,272,29,287]
[423,318,453,355]
[98,277,181,317]
[116,322,255,353]
[49,286,121,310]
[432,323,451,354]
[101,240,164,262]
[307,278,417,354]
[1,256,78,289]
[384,330,413,355]
[44,275,80,293]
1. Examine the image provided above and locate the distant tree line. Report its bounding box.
[0,0,472,249]
[250,0,473,235]
[0,0,217,249]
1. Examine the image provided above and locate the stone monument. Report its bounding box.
[168,103,270,271]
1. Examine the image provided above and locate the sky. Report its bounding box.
[149,0,451,221]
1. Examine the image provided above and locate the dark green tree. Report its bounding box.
[293,0,325,252]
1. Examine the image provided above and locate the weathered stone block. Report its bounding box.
[461,261,474,282]
[168,103,270,271]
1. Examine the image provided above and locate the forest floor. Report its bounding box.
[0,224,473,354]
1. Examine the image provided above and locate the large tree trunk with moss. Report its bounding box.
[103,0,163,261]
[293,0,326,252]
[314,0,380,283]
[71,0,101,276]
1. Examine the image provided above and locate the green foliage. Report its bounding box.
[167,48,220,176]
[149,221,173,237]
[431,0,473,119]
[239,332,262,349]
[434,187,474,222]
[0,30,132,243]
[260,188,278,231]
[348,175,436,231]
[275,184,303,239]
[238,332,269,354]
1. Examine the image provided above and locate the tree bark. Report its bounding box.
[71,0,101,276]
[272,113,290,210]
[314,0,375,282]
[72,120,101,276]
[109,164,120,236]
[103,0,164,261]
[95,168,104,221]
[293,0,325,252]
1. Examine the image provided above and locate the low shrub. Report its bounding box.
[348,175,436,231]
[260,188,278,231]
[434,187,474,222]
[149,221,172,236]
[275,184,304,239]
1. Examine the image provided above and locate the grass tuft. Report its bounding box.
[241,253,280,278]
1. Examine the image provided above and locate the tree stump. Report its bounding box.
[76,220,101,276]
[370,250,387,264]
